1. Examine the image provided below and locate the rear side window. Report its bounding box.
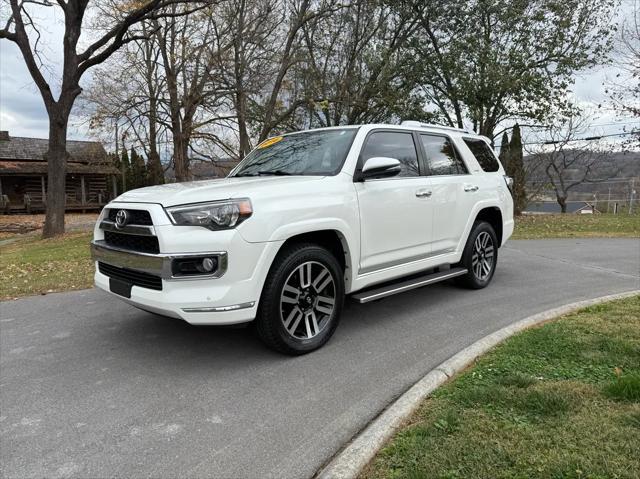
[463,138,500,172]
[420,134,468,175]
[361,131,420,177]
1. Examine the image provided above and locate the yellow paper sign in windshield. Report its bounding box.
[257,136,283,149]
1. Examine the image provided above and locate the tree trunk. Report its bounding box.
[558,196,568,213]
[42,113,68,238]
[145,48,163,185]
[147,97,163,185]
[236,88,251,158]
[233,0,251,159]
[173,130,188,182]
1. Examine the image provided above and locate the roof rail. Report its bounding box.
[400,120,472,134]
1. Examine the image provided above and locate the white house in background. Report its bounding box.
[575,202,601,214]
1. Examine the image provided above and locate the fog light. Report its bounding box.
[201,257,216,272]
[172,256,219,277]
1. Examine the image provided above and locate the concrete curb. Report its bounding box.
[317,290,640,479]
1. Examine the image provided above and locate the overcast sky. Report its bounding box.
[1,2,638,148]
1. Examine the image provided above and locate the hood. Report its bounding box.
[113,176,325,207]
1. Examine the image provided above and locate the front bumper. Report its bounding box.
[93,268,258,324]
[91,213,283,325]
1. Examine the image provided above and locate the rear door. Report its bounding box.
[418,133,473,255]
[460,136,505,207]
[354,130,433,274]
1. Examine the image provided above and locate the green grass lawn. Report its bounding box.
[0,232,93,300]
[362,296,640,479]
[512,213,640,239]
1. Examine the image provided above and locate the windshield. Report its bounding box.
[232,128,358,177]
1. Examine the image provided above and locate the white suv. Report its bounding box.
[92,122,514,354]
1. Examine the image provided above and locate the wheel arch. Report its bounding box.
[272,229,354,292]
[474,206,503,247]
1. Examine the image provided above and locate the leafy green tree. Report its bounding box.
[507,124,527,215]
[498,132,510,168]
[405,0,617,139]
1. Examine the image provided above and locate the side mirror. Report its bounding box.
[360,157,401,180]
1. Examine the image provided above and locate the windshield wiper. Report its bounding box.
[234,172,259,177]
[258,170,294,176]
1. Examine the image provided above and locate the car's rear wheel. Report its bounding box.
[455,221,498,289]
[256,243,344,355]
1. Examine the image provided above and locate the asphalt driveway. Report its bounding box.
[1,238,639,479]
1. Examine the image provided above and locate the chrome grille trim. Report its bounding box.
[100,220,155,236]
[91,241,228,280]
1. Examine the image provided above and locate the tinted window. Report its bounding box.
[361,132,419,177]
[463,138,500,172]
[420,135,467,175]
[233,128,357,177]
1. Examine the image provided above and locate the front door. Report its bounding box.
[355,130,433,274]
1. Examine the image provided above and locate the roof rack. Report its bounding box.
[400,120,472,134]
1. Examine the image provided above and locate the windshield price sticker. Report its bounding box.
[257,136,284,149]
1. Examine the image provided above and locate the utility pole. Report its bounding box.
[607,187,611,213]
[630,178,636,215]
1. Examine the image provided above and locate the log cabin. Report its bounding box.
[0,131,119,213]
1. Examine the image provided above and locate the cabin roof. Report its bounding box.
[0,132,118,175]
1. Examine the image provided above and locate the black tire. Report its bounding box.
[455,221,498,289]
[255,243,344,355]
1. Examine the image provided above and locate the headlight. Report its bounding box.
[166,199,252,230]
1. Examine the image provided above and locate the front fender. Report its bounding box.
[242,217,360,294]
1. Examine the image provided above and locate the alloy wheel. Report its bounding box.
[472,231,494,280]
[280,261,336,340]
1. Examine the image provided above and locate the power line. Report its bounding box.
[527,131,638,145]
[581,121,640,128]
[543,131,637,145]
[527,178,639,184]
[497,130,639,147]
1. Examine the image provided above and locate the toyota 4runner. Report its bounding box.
[92,122,514,354]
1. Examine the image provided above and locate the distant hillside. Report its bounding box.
[524,149,639,201]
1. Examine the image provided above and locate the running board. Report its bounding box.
[352,267,468,304]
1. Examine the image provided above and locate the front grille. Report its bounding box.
[107,208,153,225]
[99,262,163,291]
[104,230,160,254]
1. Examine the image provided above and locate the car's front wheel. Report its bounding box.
[456,221,498,289]
[256,243,344,355]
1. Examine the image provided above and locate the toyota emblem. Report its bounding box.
[115,209,129,229]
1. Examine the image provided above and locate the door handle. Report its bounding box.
[464,185,479,192]
[415,189,432,198]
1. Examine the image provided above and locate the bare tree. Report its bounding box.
[606,0,639,139]
[220,0,278,158]
[526,110,618,213]
[256,0,329,142]
[297,0,425,128]
[0,0,206,237]
[80,33,167,186]
[153,3,233,181]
